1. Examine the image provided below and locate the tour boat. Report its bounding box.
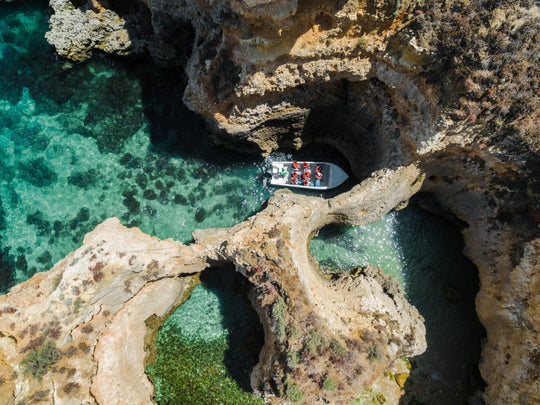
[269,161,348,190]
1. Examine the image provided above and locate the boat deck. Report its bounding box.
[270,162,340,190]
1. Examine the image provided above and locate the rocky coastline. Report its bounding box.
[0,0,538,404]
[0,166,427,404]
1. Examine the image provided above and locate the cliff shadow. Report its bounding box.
[300,78,406,181]
[131,57,267,169]
[199,265,265,393]
[391,200,486,405]
[84,0,263,167]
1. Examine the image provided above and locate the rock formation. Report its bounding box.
[0,218,206,403]
[420,149,540,405]
[34,0,540,403]
[46,0,439,170]
[0,166,426,404]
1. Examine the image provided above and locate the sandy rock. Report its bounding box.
[0,218,205,404]
[0,165,428,405]
[194,164,426,403]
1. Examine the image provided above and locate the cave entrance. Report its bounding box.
[293,78,409,180]
[147,265,265,404]
[309,201,486,404]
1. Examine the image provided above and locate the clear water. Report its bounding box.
[0,1,272,292]
[146,268,265,405]
[1,3,483,404]
[310,206,485,404]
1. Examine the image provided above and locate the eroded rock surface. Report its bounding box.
[46,0,439,173]
[39,0,540,404]
[0,218,205,404]
[194,164,426,403]
[0,166,426,404]
[420,150,540,405]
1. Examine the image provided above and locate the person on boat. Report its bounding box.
[291,171,298,184]
[302,170,311,186]
[302,161,309,170]
[280,168,288,178]
[292,161,300,170]
[315,169,323,187]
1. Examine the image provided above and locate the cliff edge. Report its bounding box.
[37,0,540,403]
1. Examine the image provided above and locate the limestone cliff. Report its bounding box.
[40,0,540,404]
[0,218,206,404]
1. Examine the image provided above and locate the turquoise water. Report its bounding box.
[147,268,265,404]
[310,206,485,404]
[1,3,484,404]
[0,1,272,293]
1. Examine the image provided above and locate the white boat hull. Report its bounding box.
[269,161,348,190]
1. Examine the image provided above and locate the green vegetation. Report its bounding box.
[287,351,299,367]
[21,340,61,380]
[146,270,264,405]
[147,335,264,405]
[368,345,383,361]
[322,376,337,391]
[272,297,287,341]
[305,331,327,355]
[330,338,347,357]
[73,298,82,314]
[285,376,305,402]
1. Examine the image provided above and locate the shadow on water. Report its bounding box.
[147,266,265,404]
[126,57,265,168]
[392,204,486,405]
[200,266,264,393]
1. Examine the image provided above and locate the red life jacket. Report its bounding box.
[302,162,309,169]
[292,161,299,169]
[315,171,322,180]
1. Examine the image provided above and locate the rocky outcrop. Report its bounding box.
[193,164,426,403]
[420,149,540,405]
[46,0,439,173]
[42,0,540,404]
[0,166,426,404]
[0,218,206,404]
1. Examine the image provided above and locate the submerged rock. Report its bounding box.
[135,173,148,189]
[67,169,100,190]
[36,250,51,264]
[123,196,140,214]
[194,207,206,222]
[76,207,90,222]
[19,157,57,187]
[173,194,188,205]
[143,189,158,200]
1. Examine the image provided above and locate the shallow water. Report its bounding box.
[1,3,484,404]
[310,206,485,404]
[146,268,265,405]
[0,1,272,292]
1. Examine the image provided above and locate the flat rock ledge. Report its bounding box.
[0,165,426,405]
